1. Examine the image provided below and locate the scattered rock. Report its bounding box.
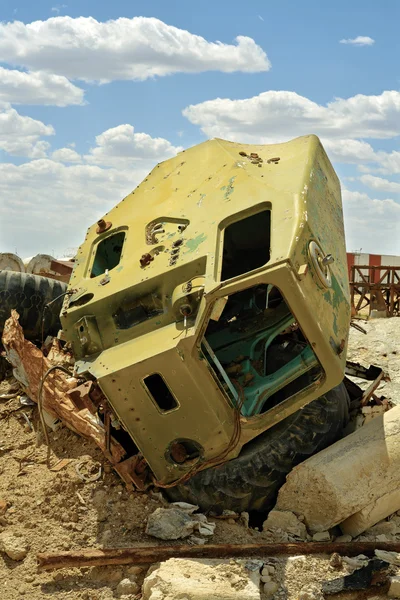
[312,531,330,542]
[335,534,352,543]
[146,505,215,540]
[342,555,369,570]
[263,510,307,539]
[142,558,261,599]
[329,553,342,569]
[0,531,29,560]
[0,499,9,515]
[146,507,198,540]
[365,520,397,536]
[375,549,400,566]
[116,577,140,596]
[388,575,400,598]
[240,512,250,528]
[263,580,279,597]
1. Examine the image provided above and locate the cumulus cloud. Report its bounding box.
[360,174,400,194]
[84,124,182,167]
[183,90,400,142]
[0,67,84,106]
[0,159,148,257]
[340,36,375,46]
[0,123,183,256]
[342,189,400,253]
[51,147,82,163]
[0,104,54,157]
[0,16,270,82]
[376,150,400,175]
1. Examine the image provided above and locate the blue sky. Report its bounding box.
[0,0,399,257]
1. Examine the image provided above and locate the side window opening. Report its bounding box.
[91,231,125,278]
[221,210,271,281]
[143,374,178,412]
[201,284,322,417]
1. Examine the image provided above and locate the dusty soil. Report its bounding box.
[0,318,399,599]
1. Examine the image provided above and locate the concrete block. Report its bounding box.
[276,406,400,532]
[341,488,400,537]
[142,558,261,600]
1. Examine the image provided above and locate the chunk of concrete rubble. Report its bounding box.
[341,488,400,537]
[312,531,330,542]
[334,534,352,543]
[262,510,307,539]
[375,549,400,566]
[263,581,279,597]
[0,531,29,561]
[116,577,140,597]
[342,555,369,571]
[142,558,261,600]
[146,505,216,541]
[276,406,400,532]
[329,553,342,569]
[388,576,400,598]
[367,520,397,536]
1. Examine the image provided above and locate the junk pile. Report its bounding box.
[0,252,74,283]
[1,135,400,599]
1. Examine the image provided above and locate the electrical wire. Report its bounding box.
[38,364,72,467]
[153,378,245,489]
[39,290,73,466]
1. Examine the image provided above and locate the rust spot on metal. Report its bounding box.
[170,442,188,464]
[96,219,112,234]
[140,253,154,267]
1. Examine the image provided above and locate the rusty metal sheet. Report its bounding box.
[1,310,125,464]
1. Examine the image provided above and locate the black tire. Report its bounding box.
[0,271,66,341]
[166,382,350,514]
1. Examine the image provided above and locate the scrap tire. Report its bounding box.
[166,383,350,514]
[0,270,66,341]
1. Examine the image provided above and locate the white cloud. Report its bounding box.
[322,139,377,164]
[84,124,182,167]
[51,147,82,163]
[0,104,54,157]
[0,16,270,82]
[340,36,375,46]
[360,174,400,194]
[342,189,400,254]
[183,90,400,142]
[0,159,148,257]
[51,4,67,14]
[376,150,400,175]
[0,123,183,256]
[0,67,84,106]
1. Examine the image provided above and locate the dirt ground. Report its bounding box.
[0,317,399,600]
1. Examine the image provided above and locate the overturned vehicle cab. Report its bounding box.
[60,135,351,512]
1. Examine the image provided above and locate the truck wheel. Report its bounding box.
[0,271,66,341]
[165,383,350,514]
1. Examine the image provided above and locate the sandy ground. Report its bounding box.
[0,318,399,599]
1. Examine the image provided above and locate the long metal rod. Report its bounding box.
[37,541,400,571]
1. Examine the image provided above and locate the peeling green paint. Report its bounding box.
[184,233,207,253]
[323,275,347,336]
[220,176,236,201]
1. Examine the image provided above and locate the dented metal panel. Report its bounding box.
[60,135,350,485]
